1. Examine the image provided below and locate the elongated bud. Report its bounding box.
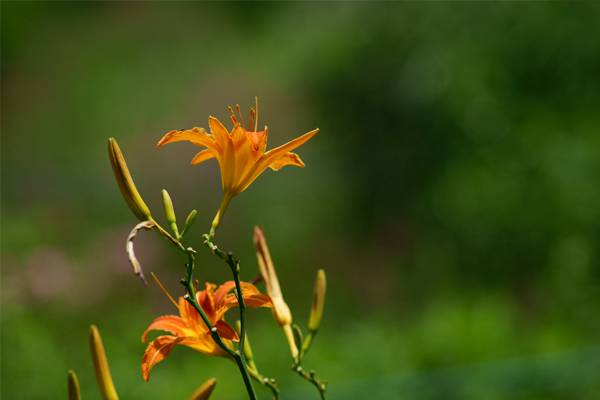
[189,378,217,400]
[180,209,198,237]
[161,189,179,237]
[308,269,326,332]
[89,325,119,400]
[254,226,298,358]
[108,137,152,221]
[253,226,293,327]
[67,370,81,400]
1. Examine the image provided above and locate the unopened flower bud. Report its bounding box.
[181,209,198,237]
[108,137,152,221]
[189,377,217,400]
[308,269,326,332]
[89,325,119,400]
[253,226,293,327]
[161,189,179,237]
[67,370,81,400]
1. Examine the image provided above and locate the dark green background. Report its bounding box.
[2,2,600,399]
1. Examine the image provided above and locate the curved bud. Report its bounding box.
[67,370,81,400]
[308,269,326,332]
[108,137,152,221]
[189,377,217,400]
[126,220,155,284]
[161,189,179,237]
[89,325,119,400]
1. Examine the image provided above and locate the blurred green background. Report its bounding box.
[2,2,600,399]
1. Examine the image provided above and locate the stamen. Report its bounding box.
[227,106,238,125]
[254,96,259,132]
[151,272,179,309]
[235,104,245,128]
[248,108,256,131]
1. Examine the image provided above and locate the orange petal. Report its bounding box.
[141,335,184,381]
[191,149,215,165]
[141,315,189,343]
[238,128,318,192]
[215,320,239,341]
[244,293,273,309]
[213,281,236,308]
[268,152,305,171]
[179,296,202,332]
[208,116,230,147]
[156,127,216,150]
[197,283,217,322]
[263,128,318,163]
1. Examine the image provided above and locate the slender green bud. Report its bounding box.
[89,325,119,400]
[108,138,151,221]
[235,321,255,369]
[188,377,217,400]
[308,269,326,332]
[181,209,198,238]
[161,189,179,237]
[67,370,81,400]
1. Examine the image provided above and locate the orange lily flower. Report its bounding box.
[141,280,271,381]
[156,100,318,222]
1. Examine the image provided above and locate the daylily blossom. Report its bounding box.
[156,100,318,231]
[141,280,271,381]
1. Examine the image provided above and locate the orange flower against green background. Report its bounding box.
[141,281,271,381]
[156,99,318,198]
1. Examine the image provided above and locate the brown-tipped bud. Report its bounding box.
[188,378,217,400]
[89,325,119,400]
[161,189,179,237]
[108,137,152,221]
[67,370,81,400]
[308,269,326,333]
[253,226,292,327]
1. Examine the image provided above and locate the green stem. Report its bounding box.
[181,250,257,400]
[151,220,257,400]
[292,361,327,400]
[209,192,233,239]
[248,366,280,400]
[203,234,257,399]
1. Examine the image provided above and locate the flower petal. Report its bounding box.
[179,296,202,332]
[182,336,227,357]
[237,128,318,193]
[244,293,273,309]
[141,315,189,343]
[156,127,216,150]
[208,116,230,147]
[215,320,239,341]
[191,149,216,165]
[141,335,185,381]
[268,152,305,171]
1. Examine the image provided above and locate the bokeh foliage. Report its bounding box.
[2,2,600,399]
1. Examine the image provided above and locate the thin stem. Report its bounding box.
[248,366,280,400]
[209,193,233,239]
[203,234,256,399]
[150,219,257,400]
[292,361,327,400]
[181,250,257,400]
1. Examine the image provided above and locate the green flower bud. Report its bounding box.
[108,138,151,221]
